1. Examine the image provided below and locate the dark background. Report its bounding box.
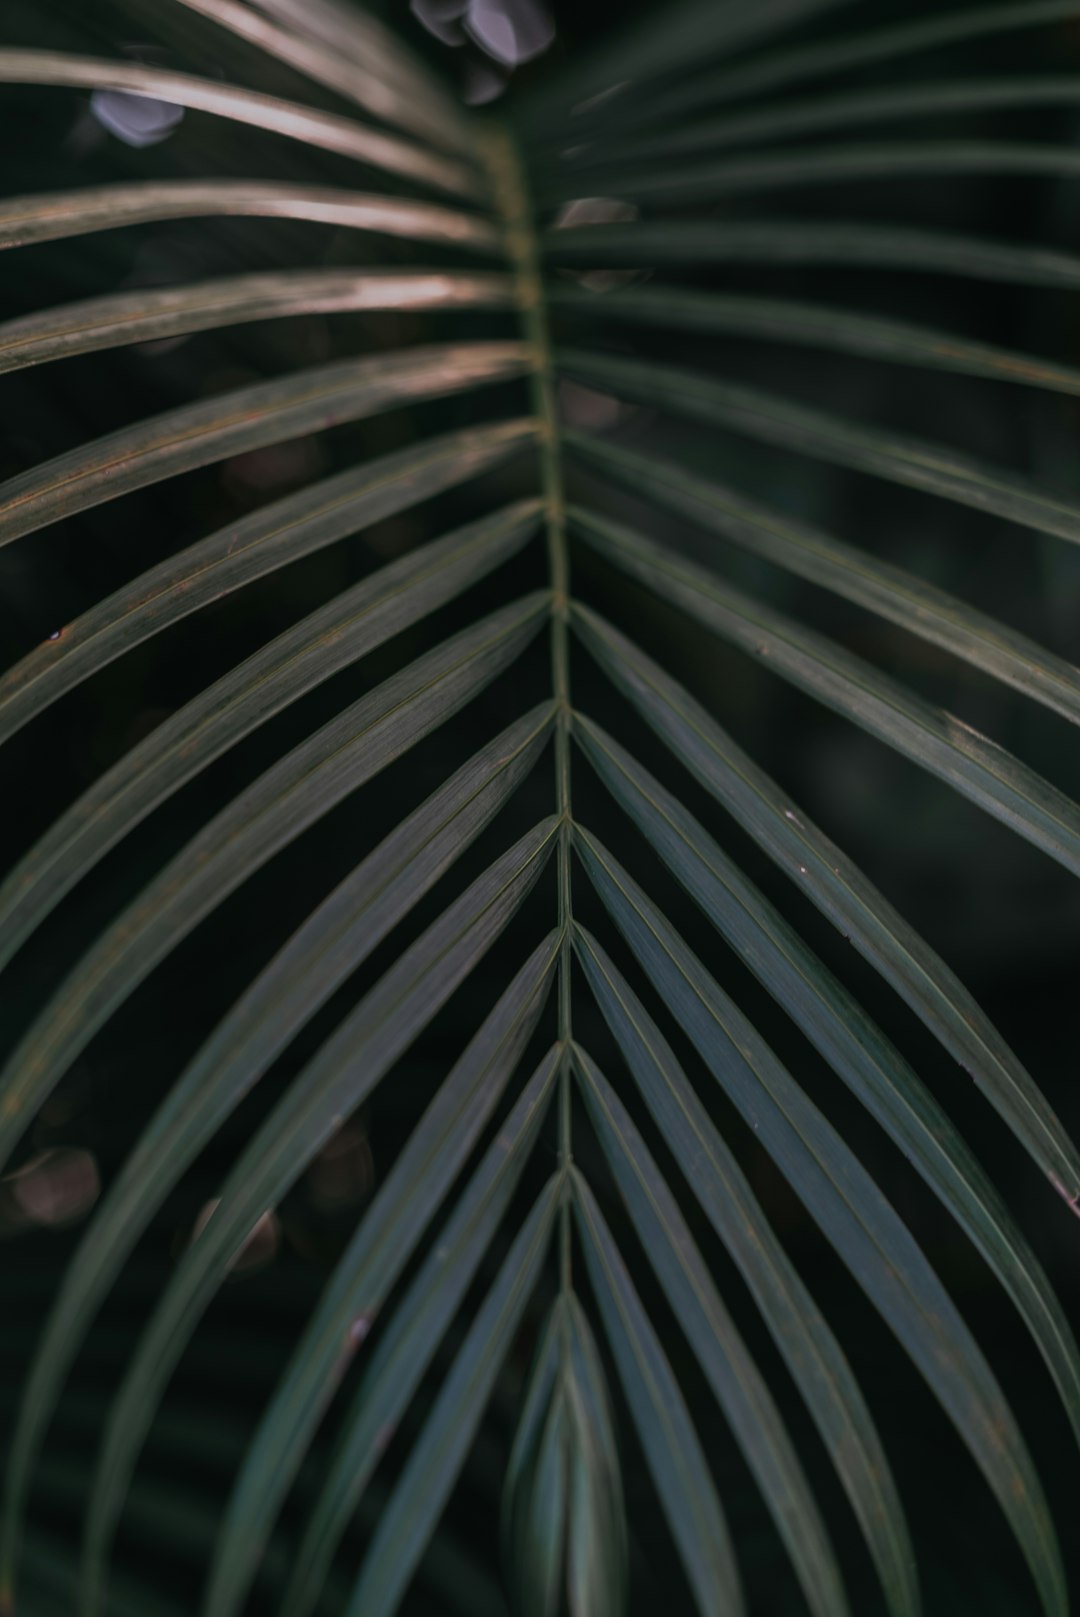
[2,2,1079,1613]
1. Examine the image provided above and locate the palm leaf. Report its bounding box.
[244,0,468,121]
[564,435,1080,724]
[0,181,501,251]
[572,720,1080,1450]
[571,1165,745,1617]
[284,1048,562,1617]
[0,50,479,195]
[517,0,855,133]
[0,422,537,744]
[545,140,1080,207]
[202,936,559,1617]
[569,520,1080,871]
[544,216,1080,291]
[572,925,917,1617]
[0,505,542,958]
[558,348,1080,546]
[162,0,472,150]
[574,607,1080,1209]
[0,595,549,1171]
[554,75,1080,165]
[553,1294,627,1617]
[573,1045,847,1617]
[1,3,1078,1616]
[575,826,1065,1615]
[0,342,527,545]
[0,710,554,1577]
[80,822,557,1614]
[343,1176,561,1617]
[553,285,1080,399]
[592,1,1080,134]
[0,269,514,373]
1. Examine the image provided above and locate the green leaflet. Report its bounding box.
[605,2,1080,134]
[502,1301,565,1605]
[166,0,474,151]
[575,828,1065,1617]
[0,269,514,373]
[0,420,536,747]
[558,347,1080,546]
[573,716,1080,1452]
[244,0,468,130]
[553,286,1080,401]
[518,0,853,135]
[568,510,1080,873]
[573,1045,846,1617]
[573,607,1080,1209]
[0,50,479,197]
[0,706,554,1594]
[0,500,542,960]
[0,594,549,1174]
[281,1048,561,1617]
[1,0,1075,1612]
[558,1295,626,1617]
[0,341,528,546]
[563,432,1080,726]
[544,218,1080,292]
[571,925,915,1617]
[341,1176,561,1617]
[572,75,1080,165]
[502,1292,626,1617]
[203,934,560,1617]
[0,181,501,252]
[78,820,558,1617]
[512,1382,570,1617]
[549,141,1080,206]
[571,1169,744,1617]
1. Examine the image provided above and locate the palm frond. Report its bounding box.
[552,285,1080,397]
[554,75,1080,164]
[0,425,537,743]
[0,270,515,372]
[0,596,549,1171]
[80,821,557,1615]
[545,215,1080,289]
[162,0,472,149]
[572,925,918,1617]
[1,2,1078,1615]
[573,719,1080,1450]
[1,710,555,1566]
[588,0,1080,134]
[286,1050,561,1617]
[543,139,1080,206]
[203,937,560,1617]
[571,534,1080,871]
[575,827,1065,1615]
[558,347,1080,546]
[0,343,527,544]
[0,50,479,194]
[574,608,1080,1208]
[344,1176,561,1617]
[574,1045,847,1617]
[0,180,501,250]
[572,1168,744,1617]
[564,434,1080,722]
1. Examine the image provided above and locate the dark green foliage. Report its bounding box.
[1,3,1078,1615]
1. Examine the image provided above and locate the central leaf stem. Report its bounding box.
[484,126,574,1287]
